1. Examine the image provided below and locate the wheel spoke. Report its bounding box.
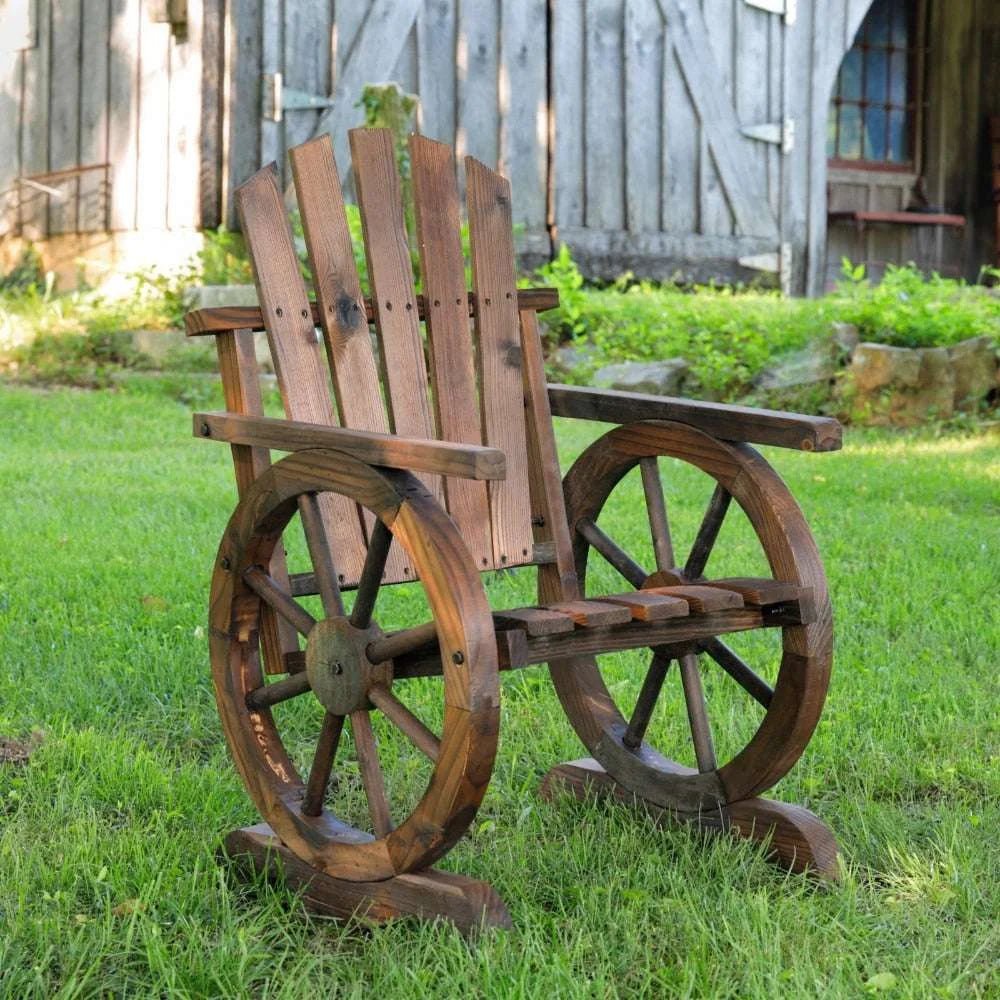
[702,636,773,709]
[577,518,648,589]
[639,457,675,572]
[245,670,312,711]
[350,710,393,837]
[243,566,316,637]
[368,687,441,762]
[684,485,732,580]
[301,711,345,816]
[297,493,345,618]
[351,520,393,630]
[366,621,438,664]
[678,652,717,773]
[623,652,671,749]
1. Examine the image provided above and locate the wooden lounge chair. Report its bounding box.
[186,129,841,931]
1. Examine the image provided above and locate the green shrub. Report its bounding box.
[829,260,1000,348]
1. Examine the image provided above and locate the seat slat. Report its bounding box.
[349,128,440,503]
[466,156,535,570]
[410,134,493,571]
[289,134,409,584]
[547,601,633,628]
[699,578,805,608]
[643,585,745,613]
[493,607,576,637]
[235,166,368,583]
[599,592,690,622]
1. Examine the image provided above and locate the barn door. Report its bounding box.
[553,0,795,289]
[227,0,548,258]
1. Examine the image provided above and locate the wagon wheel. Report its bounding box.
[550,420,833,814]
[210,449,499,882]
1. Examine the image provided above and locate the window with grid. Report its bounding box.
[827,0,921,167]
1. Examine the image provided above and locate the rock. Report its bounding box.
[130,328,187,362]
[754,339,839,393]
[846,343,954,425]
[830,322,860,355]
[183,284,259,311]
[948,335,998,410]
[849,342,922,391]
[553,341,598,373]
[592,358,690,396]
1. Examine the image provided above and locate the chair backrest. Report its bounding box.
[234,130,569,591]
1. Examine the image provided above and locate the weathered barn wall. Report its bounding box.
[223,0,549,258]
[0,0,995,293]
[0,0,207,244]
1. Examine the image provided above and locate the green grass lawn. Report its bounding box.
[0,379,997,998]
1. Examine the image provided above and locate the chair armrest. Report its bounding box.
[547,384,842,453]
[194,412,506,480]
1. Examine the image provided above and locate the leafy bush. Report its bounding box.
[829,260,1000,348]
[536,251,1000,401]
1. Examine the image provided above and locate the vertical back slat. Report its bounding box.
[465,156,535,568]
[288,134,409,583]
[349,127,441,502]
[410,135,494,572]
[235,165,368,584]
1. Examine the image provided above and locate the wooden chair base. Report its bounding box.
[221,824,513,933]
[540,758,841,881]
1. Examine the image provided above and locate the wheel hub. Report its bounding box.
[305,616,392,715]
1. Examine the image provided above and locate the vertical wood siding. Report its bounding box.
[1,0,204,239]
[2,0,991,293]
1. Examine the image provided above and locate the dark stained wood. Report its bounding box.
[302,712,345,817]
[466,156,535,568]
[519,307,581,602]
[685,484,732,579]
[539,760,840,881]
[351,709,394,838]
[206,134,839,920]
[699,578,806,608]
[492,607,576,637]
[287,135,387,437]
[185,288,561,336]
[222,824,513,931]
[598,591,690,622]
[410,133,493,571]
[350,520,393,630]
[547,600,633,628]
[677,652,717,773]
[551,419,833,811]
[642,582,744,613]
[245,671,312,711]
[235,165,368,584]
[576,518,647,589]
[701,636,773,709]
[243,567,317,637]
[195,411,506,481]
[215,328,298,675]
[288,134,411,585]
[349,128,439,504]
[548,385,843,453]
[623,653,671,749]
[639,456,675,571]
[368,686,441,762]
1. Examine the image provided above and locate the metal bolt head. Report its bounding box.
[200,422,211,437]
[332,662,343,675]
[452,650,465,665]
[220,556,231,571]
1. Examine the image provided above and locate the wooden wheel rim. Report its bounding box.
[209,449,500,881]
[551,420,833,809]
